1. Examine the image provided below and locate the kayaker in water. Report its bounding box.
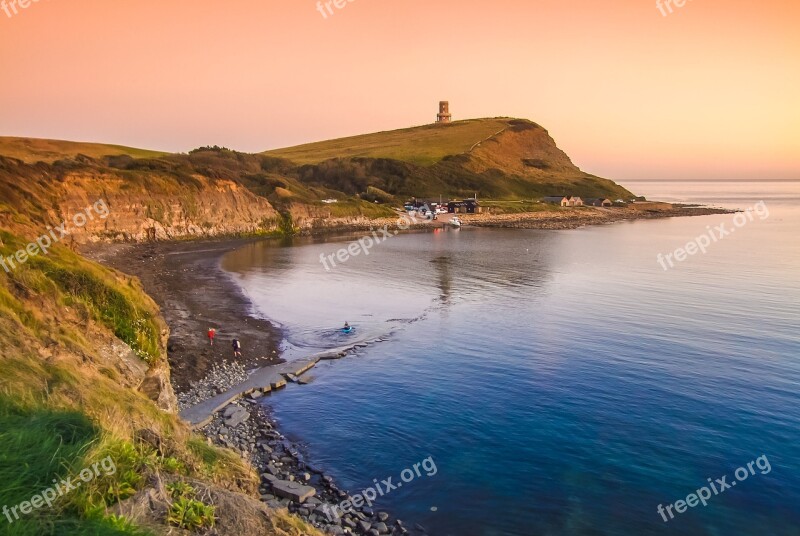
[344,322,350,330]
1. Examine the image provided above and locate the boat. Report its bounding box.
[342,326,354,334]
[450,217,462,228]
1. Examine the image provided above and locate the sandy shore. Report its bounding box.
[88,239,285,391]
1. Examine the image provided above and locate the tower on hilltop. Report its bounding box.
[436,101,452,123]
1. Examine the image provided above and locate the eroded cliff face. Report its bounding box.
[464,120,582,177]
[54,173,281,244]
[0,157,283,245]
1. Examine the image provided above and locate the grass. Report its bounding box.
[0,227,269,534]
[480,200,564,214]
[264,118,513,166]
[0,235,163,365]
[322,199,398,219]
[0,137,168,164]
[0,396,152,535]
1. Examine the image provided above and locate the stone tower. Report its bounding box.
[436,101,452,123]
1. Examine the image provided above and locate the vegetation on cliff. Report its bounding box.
[0,229,323,535]
[0,119,634,244]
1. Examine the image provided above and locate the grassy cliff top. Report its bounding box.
[264,118,520,166]
[0,136,168,164]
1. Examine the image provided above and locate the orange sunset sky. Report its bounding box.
[0,0,798,180]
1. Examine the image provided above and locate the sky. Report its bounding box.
[0,0,798,180]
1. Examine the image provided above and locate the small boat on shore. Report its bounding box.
[450,217,462,228]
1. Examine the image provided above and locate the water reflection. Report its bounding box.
[220,228,558,358]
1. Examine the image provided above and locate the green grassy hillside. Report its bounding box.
[0,137,168,164]
[0,118,636,239]
[266,118,635,201]
[265,119,511,166]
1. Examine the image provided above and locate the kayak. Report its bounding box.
[342,327,354,334]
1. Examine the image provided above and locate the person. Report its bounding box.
[232,338,242,358]
[207,328,216,346]
[344,322,350,330]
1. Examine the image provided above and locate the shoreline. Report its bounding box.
[89,238,286,392]
[91,236,420,534]
[459,203,733,229]
[87,204,735,536]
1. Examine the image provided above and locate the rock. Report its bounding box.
[271,480,317,503]
[377,512,389,522]
[222,405,241,418]
[374,522,388,534]
[249,390,263,399]
[271,379,287,390]
[362,507,374,518]
[358,520,372,532]
[224,409,250,428]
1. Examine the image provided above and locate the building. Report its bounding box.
[543,196,584,207]
[436,101,452,123]
[584,198,613,207]
[447,198,482,214]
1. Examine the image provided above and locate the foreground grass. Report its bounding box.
[0,229,318,535]
[0,398,152,535]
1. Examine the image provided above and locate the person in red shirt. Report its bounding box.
[207,328,216,346]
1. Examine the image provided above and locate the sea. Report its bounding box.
[221,180,800,536]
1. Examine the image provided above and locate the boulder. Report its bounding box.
[224,409,250,428]
[271,480,317,503]
[222,405,241,418]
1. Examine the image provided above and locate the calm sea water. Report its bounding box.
[222,181,800,536]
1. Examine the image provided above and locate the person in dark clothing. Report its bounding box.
[232,338,242,358]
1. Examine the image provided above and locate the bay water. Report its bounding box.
[222,181,800,535]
